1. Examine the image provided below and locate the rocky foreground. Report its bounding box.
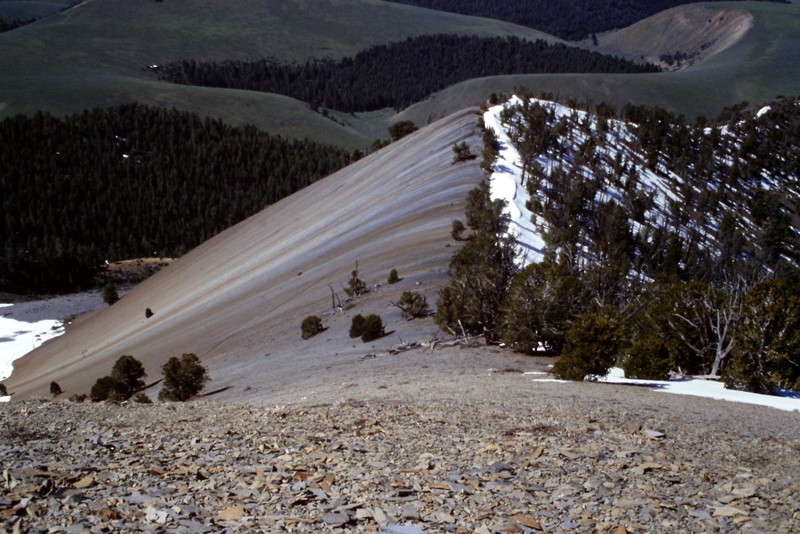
[1,369,799,534]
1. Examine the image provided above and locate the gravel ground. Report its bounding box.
[2,344,798,534]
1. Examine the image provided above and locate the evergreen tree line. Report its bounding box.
[0,104,350,294]
[383,0,788,41]
[438,181,800,395]
[499,95,800,283]
[437,97,800,395]
[155,34,658,113]
[0,18,35,32]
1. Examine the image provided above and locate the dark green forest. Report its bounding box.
[155,34,658,113]
[0,105,350,294]
[384,0,788,41]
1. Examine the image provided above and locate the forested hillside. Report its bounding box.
[0,105,350,294]
[156,35,658,113]
[438,95,800,393]
[384,0,788,40]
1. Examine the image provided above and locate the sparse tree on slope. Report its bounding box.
[158,353,209,402]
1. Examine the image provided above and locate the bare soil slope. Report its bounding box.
[4,109,484,401]
[599,4,754,70]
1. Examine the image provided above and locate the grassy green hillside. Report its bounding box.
[1,1,797,147]
[0,0,558,148]
[0,0,75,22]
[397,1,800,124]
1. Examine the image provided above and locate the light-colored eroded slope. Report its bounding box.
[5,109,484,402]
[599,4,753,70]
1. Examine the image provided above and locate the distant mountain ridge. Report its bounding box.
[382,0,788,40]
[0,0,797,146]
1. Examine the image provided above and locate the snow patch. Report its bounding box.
[0,307,65,400]
[532,367,800,412]
[484,98,546,263]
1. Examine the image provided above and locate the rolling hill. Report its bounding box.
[3,108,485,401]
[0,0,558,149]
[397,1,800,125]
[2,1,796,149]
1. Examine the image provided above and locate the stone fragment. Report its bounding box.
[713,505,747,517]
[509,514,542,530]
[492,521,522,533]
[381,526,428,534]
[72,475,95,489]
[373,506,392,526]
[97,508,120,521]
[323,512,350,525]
[218,505,245,520]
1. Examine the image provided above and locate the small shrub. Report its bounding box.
[0,383,7,396]
[361,314,385,342]
[91,375,122,402]
[344,268,367,297]
[69,393,87,402]
[50,381,62,397]
[394,291,430,319]
[552,308,625,381]
[102,281,119,305]
[110,355,147,398]
[623,337,672,380]
[301,315,324,339]
[158,353,210,402]
[145,308,154,318]
[451,219,466,241]
[350,314,366,338]
[452,141,476,163]
[387,269,400,284]
[388,120,418,141]
[133,393,152,404]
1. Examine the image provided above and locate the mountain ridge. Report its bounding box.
[4,108,485,401]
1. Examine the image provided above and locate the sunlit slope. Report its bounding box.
[598,4,754,70]
[0,0,557,144]
[397,1,800,124]
[5,109,484,402]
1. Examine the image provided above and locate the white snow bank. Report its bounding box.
[484,98,546,264]
[532,367,800,412]
[0,304,65,401]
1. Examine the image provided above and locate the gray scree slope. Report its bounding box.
[6,109,484,401]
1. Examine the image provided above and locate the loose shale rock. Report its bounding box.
[1,374,798,533]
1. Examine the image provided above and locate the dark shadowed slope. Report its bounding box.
[5,109,484,402]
